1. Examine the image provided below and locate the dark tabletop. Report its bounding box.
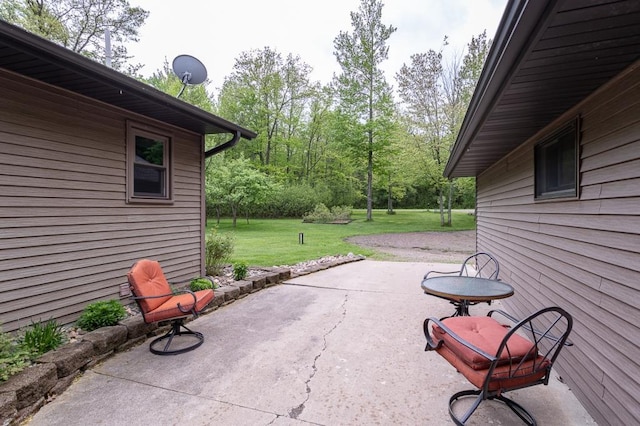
[421,275,514,301]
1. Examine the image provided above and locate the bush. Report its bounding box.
[302,203,332,223]
[256,183,328,218]
[190,277,214,291]
[76,300,127,332]
[233,261,248,280]
[20,319,65,358]
[205,227,234,276]
[302,204,352,223]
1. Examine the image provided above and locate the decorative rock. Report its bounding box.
[216,286,240,303]
[37,341,94,378]
[119,316,157,340]
[49,371,81,397]
[231,280,252,296]
[210,292,225,308]
[251,276,266,291]
[276,268,291,281]
[264,272,280,287]
[0,363,56,409]
[82,325,128,355]
[0,391,17,424]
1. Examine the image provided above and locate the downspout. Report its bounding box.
[205,130,241,157]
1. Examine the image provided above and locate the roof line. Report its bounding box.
[444,0,555,177]
[0,21,256,140]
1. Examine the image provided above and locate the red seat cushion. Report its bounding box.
[437,343,550,391]
[432,316,536,370]
[143,289,214,323]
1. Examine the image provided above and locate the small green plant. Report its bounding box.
[205,227,235,275]
[0,325,30,382]
[233,261,248,280]
[20,319,65,358]
[190,277,214,291]
[76,300,127,332]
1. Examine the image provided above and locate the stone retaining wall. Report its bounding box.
[0,257,363,425]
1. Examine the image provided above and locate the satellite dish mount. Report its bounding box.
[172,54,208,98]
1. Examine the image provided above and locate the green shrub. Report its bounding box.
[233,261,248,280]
[205,227,234,276]
[302,203,332,223]
[0,326,30,382]
[20,319,65,358]
[302,204,352,223]
[190,277,214,291]
[330,205,352,221]
[76,300,127,332]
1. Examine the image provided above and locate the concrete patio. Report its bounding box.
[28,260,596,425]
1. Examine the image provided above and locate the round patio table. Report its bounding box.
[421,275,514,316]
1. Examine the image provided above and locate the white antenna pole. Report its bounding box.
[105,29,112,68]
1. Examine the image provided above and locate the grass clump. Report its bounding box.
[20,319,65,358]
[76,300,127,332]
[205,227,234,276]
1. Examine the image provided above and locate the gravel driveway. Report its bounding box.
[347,230,476,263]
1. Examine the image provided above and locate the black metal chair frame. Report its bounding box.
[424,252,500,317]
[424,307,573,425]
[131,290,205,355]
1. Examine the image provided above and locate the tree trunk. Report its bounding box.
[232,205,237,228]
[438,189,445,226]
[367,147,373,221]
[387,175,394,214]
[447,180,453,226]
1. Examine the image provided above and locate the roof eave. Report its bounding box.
[444,0,554,178]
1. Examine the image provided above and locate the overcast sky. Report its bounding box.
[126,0,507,93]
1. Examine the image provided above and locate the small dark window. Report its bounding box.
[535,120,579,200]
[134,136,167,197]
[127,122,173,203]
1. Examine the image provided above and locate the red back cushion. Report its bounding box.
[127,259,173,313]
[432,316,536,370]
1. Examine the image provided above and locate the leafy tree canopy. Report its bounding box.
[0,0,148,74]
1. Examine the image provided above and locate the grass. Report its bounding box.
[208,209,475,267]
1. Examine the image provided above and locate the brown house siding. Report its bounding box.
[475,64,640,425]
[0,69,205,332]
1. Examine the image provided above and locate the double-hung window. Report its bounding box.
[534,118,579,200]
[127,122,173,203]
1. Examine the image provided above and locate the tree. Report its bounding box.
[217,47,314,172]
[0,0,148,74]
[333,0,396,221]
[396,33,490,225]
[205,156,274,227]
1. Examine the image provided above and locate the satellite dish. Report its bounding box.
[172,54,208,98]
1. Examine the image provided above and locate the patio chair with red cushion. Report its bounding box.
[424,306,573,425]
[127,259,214,355]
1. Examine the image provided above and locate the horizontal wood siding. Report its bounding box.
[475,63,640,425]
[0,69,204,332]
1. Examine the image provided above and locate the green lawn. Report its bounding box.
[208,209,476,267]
